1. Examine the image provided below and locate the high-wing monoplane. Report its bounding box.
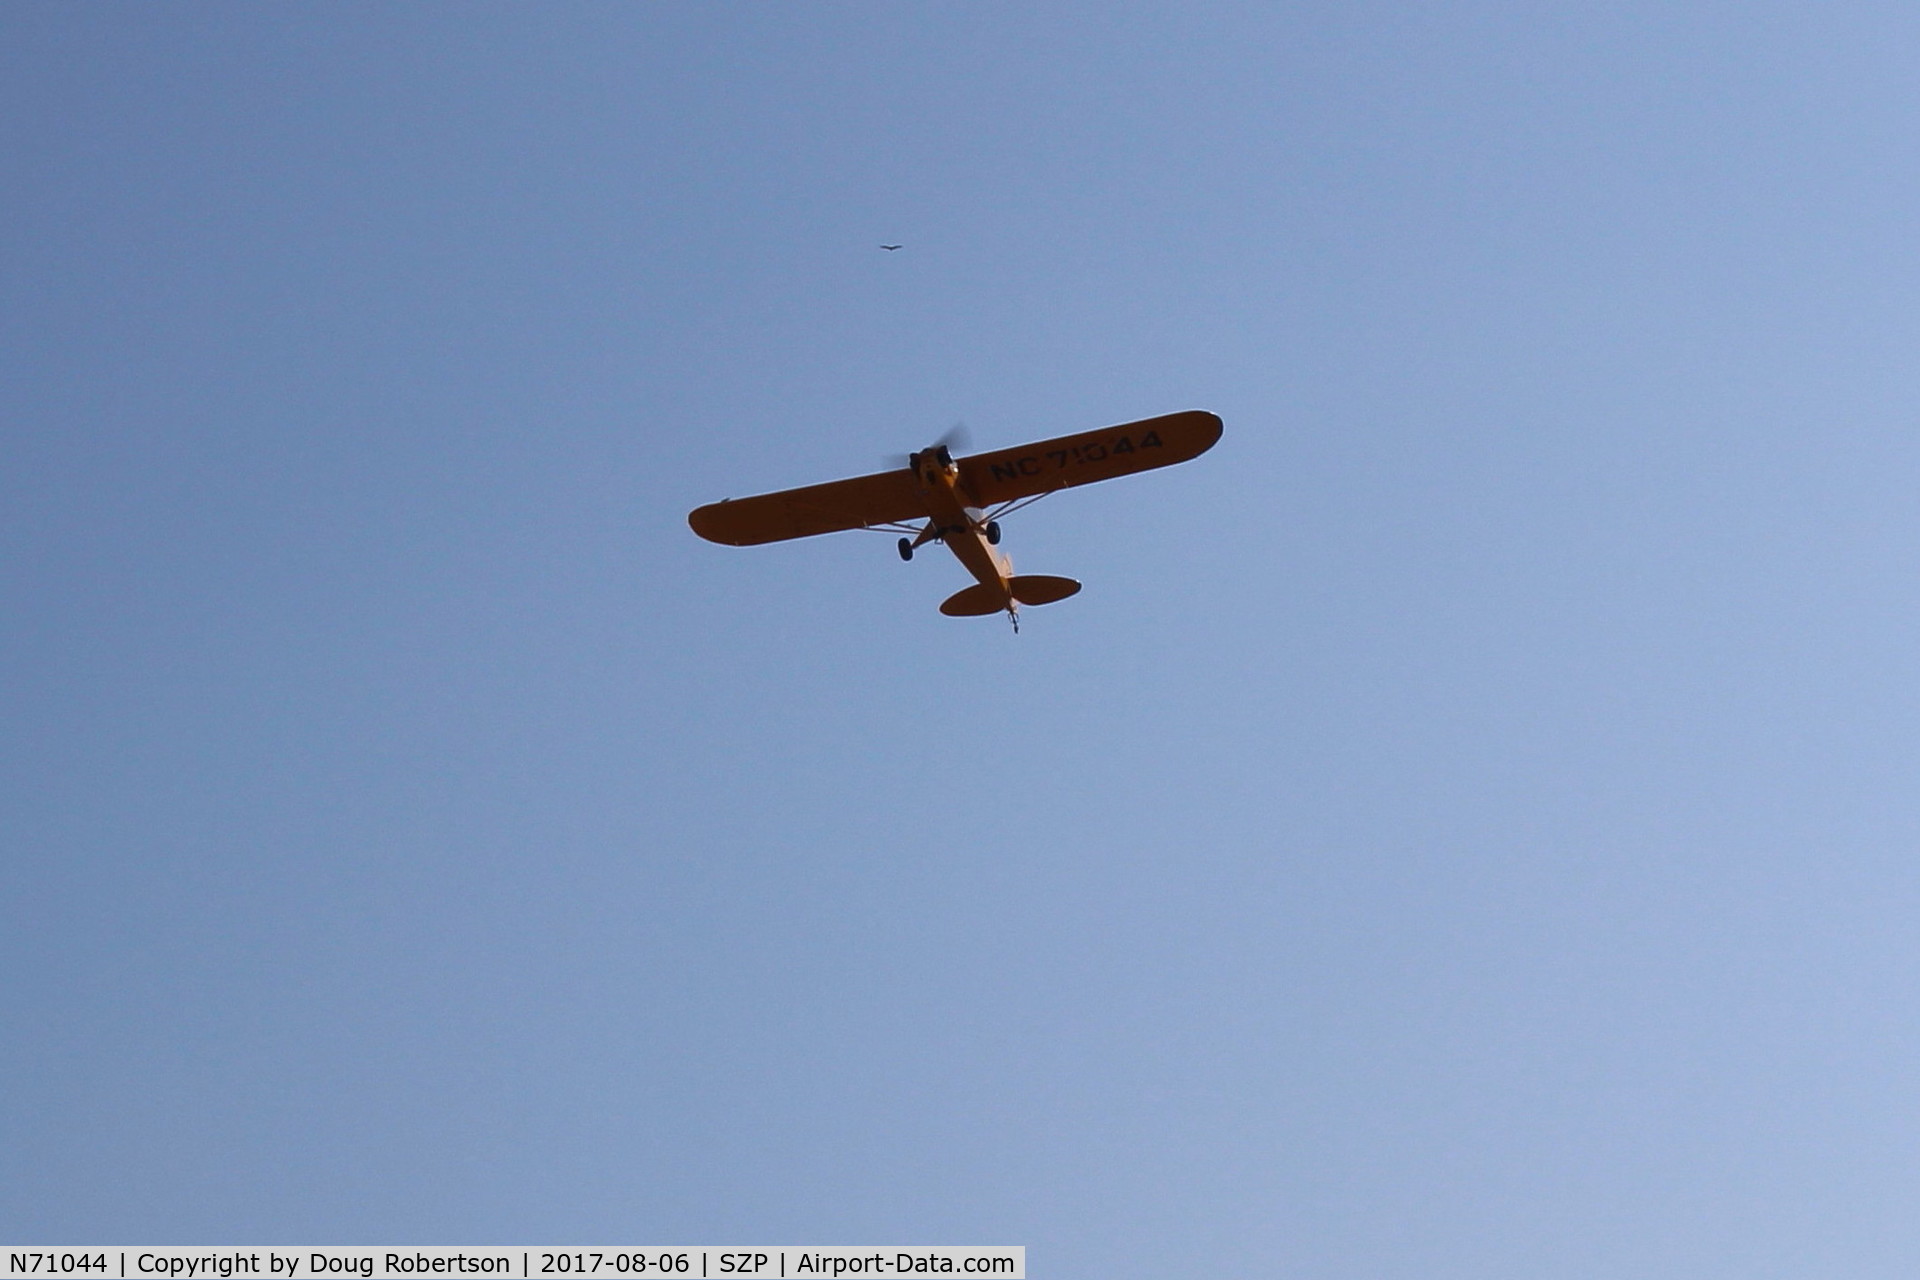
[688,409,1223,630]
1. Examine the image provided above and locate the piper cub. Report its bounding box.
[689,409,1223,631]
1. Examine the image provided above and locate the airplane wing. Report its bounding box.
[957,410,1223,507]
[688,467,927,546]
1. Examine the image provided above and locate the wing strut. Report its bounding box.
[985,489,1058,522]
[789,482,1054,537]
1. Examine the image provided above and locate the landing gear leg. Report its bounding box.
[1007,608,1020,634]
[898,537,914,562]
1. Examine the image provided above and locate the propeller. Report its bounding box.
[885,421,972,471]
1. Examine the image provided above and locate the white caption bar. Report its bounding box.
[0,1251,1023,1280]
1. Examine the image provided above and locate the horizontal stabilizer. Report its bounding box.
[940,583,1010,616]
[1010,575,1081,606]
[940,576,1082,618]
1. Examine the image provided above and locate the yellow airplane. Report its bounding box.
[689,409,1223,630]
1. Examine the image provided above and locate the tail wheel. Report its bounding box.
[985,521,1002,545]
[898,537,914,561]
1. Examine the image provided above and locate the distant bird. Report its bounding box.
[880,244,902,251]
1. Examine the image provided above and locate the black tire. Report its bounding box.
[985,521,1002,545]
[898,537,914,561]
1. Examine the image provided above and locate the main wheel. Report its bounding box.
[985,521,1002,545]
[897,537,914,561]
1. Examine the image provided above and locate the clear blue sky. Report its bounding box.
[6,3,1920,1274]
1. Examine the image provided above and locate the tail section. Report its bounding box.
[940,575,1081,618]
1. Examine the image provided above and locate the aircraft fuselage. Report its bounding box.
[912,446,1013,607]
